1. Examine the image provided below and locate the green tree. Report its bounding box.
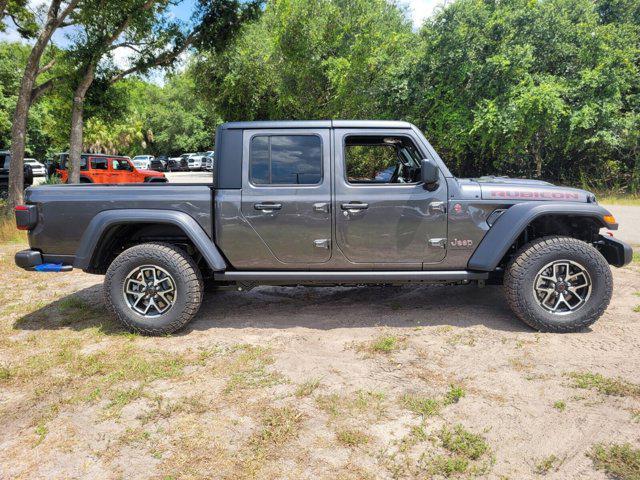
[408,0,640,188]
[199,0,418,120]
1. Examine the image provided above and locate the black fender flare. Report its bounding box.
[467,202,616,271]
[73,209,227,271]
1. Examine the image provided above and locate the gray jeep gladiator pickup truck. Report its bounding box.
[14,120,633,334]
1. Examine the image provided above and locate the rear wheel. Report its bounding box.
[504,236,613,332]
[104,243,203,335]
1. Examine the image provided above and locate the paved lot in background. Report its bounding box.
[601,204,640,245]
[164,171,212,183]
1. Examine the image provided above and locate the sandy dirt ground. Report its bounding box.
[0,243,639,480]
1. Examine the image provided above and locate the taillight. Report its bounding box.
[15,204,37,231]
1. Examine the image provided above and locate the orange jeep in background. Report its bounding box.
[55,153,167,184]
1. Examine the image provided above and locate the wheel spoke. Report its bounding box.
[541,290,555,308]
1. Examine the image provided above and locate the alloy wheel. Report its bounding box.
[533,260,592,315]
[123,265,177,317]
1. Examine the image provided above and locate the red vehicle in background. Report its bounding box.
[55,153,167,184]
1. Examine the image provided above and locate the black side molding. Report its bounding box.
[214,270,488,283]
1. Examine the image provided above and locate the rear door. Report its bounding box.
[240,129,332,264]
[88,156,109,183]
[333,128,448,265]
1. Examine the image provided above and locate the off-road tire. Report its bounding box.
[504,236,613,332]
[104,242,203,335]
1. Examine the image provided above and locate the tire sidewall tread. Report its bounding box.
[504,236,613,333]
[104,242,203,335]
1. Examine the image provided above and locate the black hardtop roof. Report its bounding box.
[219,120,413,130]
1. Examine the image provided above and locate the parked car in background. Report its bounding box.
[149,157,167,172]
[0,151,33,198]
[55,153,167,184]
[203,152,215,172]
[153,156,169,171]
[167,156,189,172]
[132,155,154,170]
[24,158,46,177]
[186,153,203,171]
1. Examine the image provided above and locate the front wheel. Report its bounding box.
[504,236,613,332]
[104,243,203,335]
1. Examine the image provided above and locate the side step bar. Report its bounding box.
[214,270,489,283]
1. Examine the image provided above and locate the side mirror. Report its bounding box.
[420,159,439,190]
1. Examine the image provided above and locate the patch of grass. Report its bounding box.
[598,194,640,206]
[57,295,108,326]
[534,454,563,474]
[294,378,321,398]
[447,332,476,347]
[363,334,406,354]
[444,384,466,405]
[253,406,303,447]
[34,421,48,446]
[428,455,469,477]
[222,345,286,394]
[569,372,640,398]
[336,428,370,447]
[633,251,640,263]
[630,409,640,423]
[410,425,492,478]
[0,364,13,382]
[0,208,27,244]
[401,394,440,418]
[553,400,567,412]
[316,390,387,421]
[588,443,640,480]
[106,386,145,413]
[633,305,640,313]
[439,425,489,461]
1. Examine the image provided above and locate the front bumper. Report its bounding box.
[15,249,73,272]
[598,236,634,267]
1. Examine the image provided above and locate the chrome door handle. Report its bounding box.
[429,201,446,214]
[254,202,282,212]
[341,202,369,212]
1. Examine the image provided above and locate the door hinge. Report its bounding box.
[313,239,330,249]
[428,238,447,248]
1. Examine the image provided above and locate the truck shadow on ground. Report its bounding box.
[13,282,551,334]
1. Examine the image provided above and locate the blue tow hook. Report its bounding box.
[34,263,70,272]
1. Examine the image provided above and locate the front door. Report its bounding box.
[88,156,109,183]
[240,129,332,265]
[333,129,448,265]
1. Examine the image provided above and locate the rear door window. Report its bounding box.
[90,157,108,170]
[249,135,322,185]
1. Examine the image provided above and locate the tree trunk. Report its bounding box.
[68,64,95,184]
[532,132,544,178]
[7,0,69,208]
[0,1,8,19]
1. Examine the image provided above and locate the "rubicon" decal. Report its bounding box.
[490,190,581,200]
